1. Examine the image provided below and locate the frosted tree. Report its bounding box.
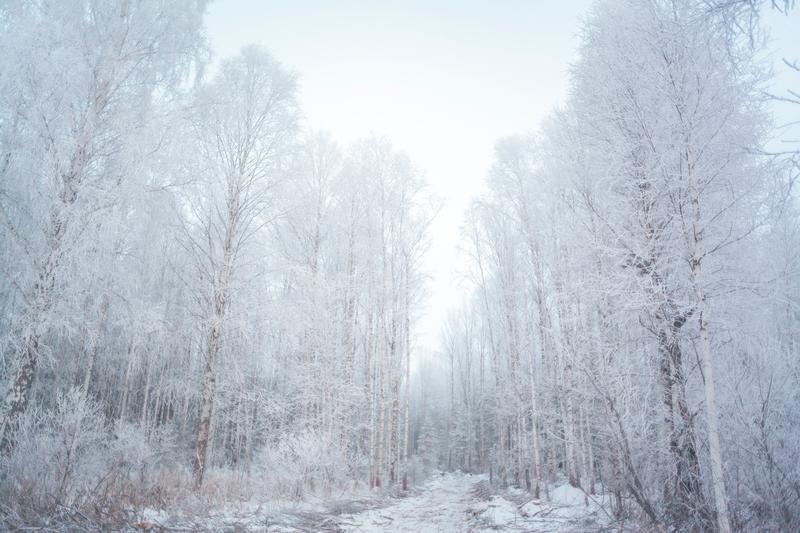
[569,2,771,529]
[0,0,206,450]
[443,1,788,530]
[177,46,299,487]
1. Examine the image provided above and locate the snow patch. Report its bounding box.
[476,496,520,527]
[550,483,588,507]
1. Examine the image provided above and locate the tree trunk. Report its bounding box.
[193,320,221,489]
[193,241,232,488]
[661,328,707,523]
[402,256,411,490]
[0,332,39,451]
[690,168,731,533]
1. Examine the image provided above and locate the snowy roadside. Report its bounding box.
[468,482,614,532]
[132,492,383,532]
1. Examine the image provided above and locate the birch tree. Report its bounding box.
[443,2,786,531]
[0,0,206,450]
[179,46,299,487]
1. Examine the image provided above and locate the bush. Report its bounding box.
[1,389,106,515]
[0,390,190,528]
[257,429,349,499]
[104,421,188,510]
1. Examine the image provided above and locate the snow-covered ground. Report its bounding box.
[134,472,612,532]
[336,472,612,532]
[338,472,478,532]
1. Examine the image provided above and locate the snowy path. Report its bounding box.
[332,472,612,532]
[337,473,478,532]
[138,472,612,531]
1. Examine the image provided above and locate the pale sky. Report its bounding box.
[206,1,799,350]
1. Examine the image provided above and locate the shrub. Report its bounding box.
[1,389,106,515]
[257,429,349,499]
